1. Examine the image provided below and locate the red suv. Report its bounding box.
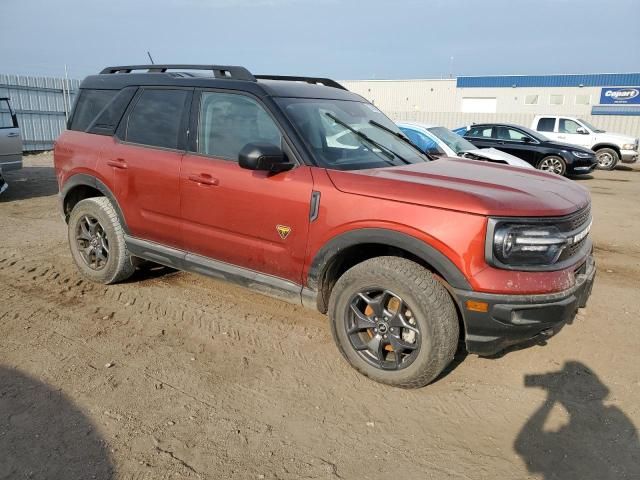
[55,65,596,388]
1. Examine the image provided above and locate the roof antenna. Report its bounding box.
[147,51,155,64]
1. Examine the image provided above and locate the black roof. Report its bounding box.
[81,64,363,101]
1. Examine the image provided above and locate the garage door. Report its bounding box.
[461,97,497,113]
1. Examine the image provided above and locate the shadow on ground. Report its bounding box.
[0,366,114,479]
[515,361,640,479]
[0,166,58,202]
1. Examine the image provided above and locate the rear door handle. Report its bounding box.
[6,132,19,137]
[188,173,219,186]
[107,158,128,169]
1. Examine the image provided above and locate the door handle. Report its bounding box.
[497,141,505,145]
[6,132,19,137]
[106,158,128,169]
[188,173,219,186]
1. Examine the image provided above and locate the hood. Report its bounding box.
[543,139,594,154]
[463,148,534,168]
[593,132,637,144]
[327,158,590,217]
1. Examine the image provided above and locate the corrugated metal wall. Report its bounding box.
[0,74,80,151]
[342,78,640,138]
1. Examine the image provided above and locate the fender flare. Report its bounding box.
[307,228,472,292]
[60,173,129,233]
[592,143,621,156]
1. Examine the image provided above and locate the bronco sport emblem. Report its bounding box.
[276,225,291,240]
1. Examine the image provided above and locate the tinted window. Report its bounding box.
[467,126,493,138]
[70,90,117,131]
[126,89,188,149]
[88,87,137,136]
[198,92,281,160]
[537,117,555,132]
[559,118,582,134]
[496,127,530,142]
[0,100,15,129]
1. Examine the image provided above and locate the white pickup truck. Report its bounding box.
[531,115,638,170]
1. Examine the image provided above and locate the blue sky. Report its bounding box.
[2,0,639,80]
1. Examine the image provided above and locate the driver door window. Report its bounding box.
[558,119,582,134]
[197,92,281,160]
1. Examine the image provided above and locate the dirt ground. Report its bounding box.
[1,153,639,480]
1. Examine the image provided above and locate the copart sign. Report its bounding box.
[600,87,640,104]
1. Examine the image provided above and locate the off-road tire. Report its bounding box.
[68,197,135,284]
[595,147,619,171]
[328,256,459,388]
[537,155,567,176]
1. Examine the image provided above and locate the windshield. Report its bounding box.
[578,118,605,133]
[426,127,478,154]
[276,97,427,170]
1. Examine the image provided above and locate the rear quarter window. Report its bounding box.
[69,89,118,131]
[536,117,556,132]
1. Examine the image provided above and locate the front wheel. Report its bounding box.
[537,155,567,176]
[328,257,459,388]
[68,197,136,284]
[595,148,619,170]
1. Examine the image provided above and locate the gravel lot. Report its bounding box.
[1,153,639,479]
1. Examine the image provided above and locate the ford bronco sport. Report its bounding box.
[54,65,596,388]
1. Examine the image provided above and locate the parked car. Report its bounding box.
[531,115,639,170]
[460,123,597,176]
[0,97,22,174]
[397,122,533,169]
[55,65,595,388]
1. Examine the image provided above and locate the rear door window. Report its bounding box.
[70,90,117,131]
[536,117,556,132]
[125,89,189,150]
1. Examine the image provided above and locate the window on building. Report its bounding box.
[198,92,281,160]
[549,94,564,105]
[558,118,582,134]
[70,89,118,131]
[524,95,539,105]
[536,117,556,132]
[461,97,497,113]
[125,89,188,149]
[575,94,591,105]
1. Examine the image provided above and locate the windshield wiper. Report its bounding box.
[325,113,407,165]
[368,120,436,161]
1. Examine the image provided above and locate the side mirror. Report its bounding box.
[238,143,294,173]
[522,136,532,143]
[576,127,588,135]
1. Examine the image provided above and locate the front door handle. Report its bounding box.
[107,158,128,169]
[6,132,19,138]
[188,173,219,186]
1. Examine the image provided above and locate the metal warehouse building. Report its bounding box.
[341,73,640,137]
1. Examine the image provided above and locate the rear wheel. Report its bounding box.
[537,155,567,176]
[595,148,618,170]
[328,257,459,388]
[68,197,135,284]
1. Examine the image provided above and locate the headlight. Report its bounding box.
[622,143,635,150]
[491,224,568,266]
[571,151,593,158]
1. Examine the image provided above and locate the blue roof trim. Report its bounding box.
[457,73,640,88]
[591,105,640,116]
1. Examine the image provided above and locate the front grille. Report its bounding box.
[557,205,591,232]
[556,205,591,262]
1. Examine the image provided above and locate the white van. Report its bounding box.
[0,97,22,173]
[531,115,638,170]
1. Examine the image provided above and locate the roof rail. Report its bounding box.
[254,75,347,90]
[99,64,256,81]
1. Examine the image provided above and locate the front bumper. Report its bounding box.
[620,150,638,163]
[454,255,596,356]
